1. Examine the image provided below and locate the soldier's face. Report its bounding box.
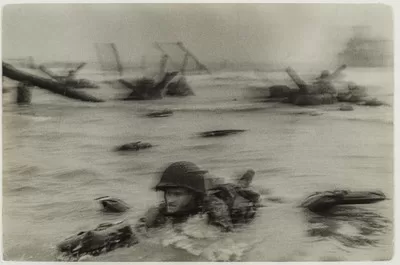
[164,188,194,214]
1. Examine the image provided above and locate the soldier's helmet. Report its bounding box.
[154,161,208,194]
[319,70,330,79]
[348,82,358,90]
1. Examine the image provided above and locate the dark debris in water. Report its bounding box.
[199,130,247,138]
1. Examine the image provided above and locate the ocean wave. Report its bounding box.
[2,112,53,122]
[8,185,40,193]
[4,165,41,177]
[51,168,100,180]
[168,104,268,113]
[158,215,257,261]
[305,205,391,249]
[345,117,393,125]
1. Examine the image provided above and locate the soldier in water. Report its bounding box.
[312,70,337,96]
[135,161,260,233]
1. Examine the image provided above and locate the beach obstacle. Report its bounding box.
[3,62,104,102]
[284,67,339,106]
[38,64,98,89]
[121,71,181,100]
[16,82,32,105]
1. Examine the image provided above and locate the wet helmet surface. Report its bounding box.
[155,161,207,194]
[320,70,331,78]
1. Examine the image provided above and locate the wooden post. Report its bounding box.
[28,56,36,69]
[111,43,123,76]
[16,82,32,105]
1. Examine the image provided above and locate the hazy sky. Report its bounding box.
[2,4,393,66]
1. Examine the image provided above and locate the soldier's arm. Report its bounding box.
[135,205,166,232]
[237,189,261,203]
[204,195,233,232]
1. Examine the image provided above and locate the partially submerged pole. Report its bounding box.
[3,62,104,102]
[159,54,169,78]
[154,42,182,69]
[38,65,59,80]
[16,82,32,105]
[285,67,309,94]
[324,64,347,81]
[111,43,123,76]
[95,43,123,76]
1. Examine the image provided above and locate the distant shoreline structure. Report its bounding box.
[337,26,393,68]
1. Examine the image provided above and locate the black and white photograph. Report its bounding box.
[1,2,395,262]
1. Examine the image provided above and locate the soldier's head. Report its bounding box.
[319,70,330,79]
[238,169,255,188]
[155,161,207,214]
[348,82,358,91]
[67,70,76,77]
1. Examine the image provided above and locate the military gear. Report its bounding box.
[207,183,260,224]
[319,70,331,79]
[58,221,138,260]
[155,161,208,194]
[238,169,255,188]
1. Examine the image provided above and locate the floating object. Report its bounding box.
[363,98,385,106]
[115,141,153,151]
[301,190,386,213]
[199,130,246,138]
[95,196,130,213]
[57,221,138,260]
[339,104,354,111]
[146,109,173,118]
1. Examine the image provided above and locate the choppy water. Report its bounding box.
[2,67,393,261]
